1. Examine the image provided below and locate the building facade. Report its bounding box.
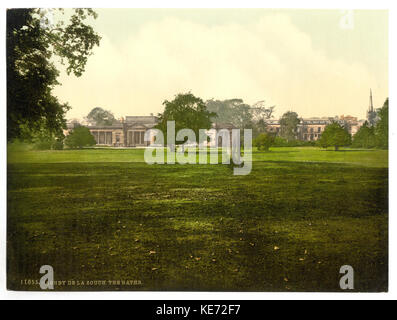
[266,115,364,141]
[65,116,158,147]
[65,116,237,147]
[90,116,158,147]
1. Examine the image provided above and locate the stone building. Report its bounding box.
[89,116,158,147]
[65,116,158,147]
[266,115,364,141]
[65,116,237,147]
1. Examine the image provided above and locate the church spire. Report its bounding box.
[367,89,376,126]
[369,89,374,112]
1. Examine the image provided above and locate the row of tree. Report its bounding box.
[254,98,388,151]
[28,93,390,151]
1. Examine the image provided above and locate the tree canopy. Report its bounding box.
[352,121,376,149]
[350,97,388,150]
[7,8,101,141]
[279,111,300,142]
[206,99,274,137]
[156,93,216,145]
[319,122,351,151]
[206,99,252,128]
[85,107,116,126]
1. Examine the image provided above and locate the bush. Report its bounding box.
[52,140,64,150]
[254,133,275,151]
[33,138,53,150]
[64,126,96,149]
[32,131,65,150]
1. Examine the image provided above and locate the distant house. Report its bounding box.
[65,115,158,147]
[266,116,365,141]
[206,122,236,147]
[89,116,158,147]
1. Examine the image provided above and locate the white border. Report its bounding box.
[1,0,395,300]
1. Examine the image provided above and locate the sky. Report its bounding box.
[52,9,388,121]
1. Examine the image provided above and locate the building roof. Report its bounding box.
[212,122,237,129]
[87,124,124,129]
[125,116,158,124]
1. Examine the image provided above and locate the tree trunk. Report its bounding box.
[335,146,339,151]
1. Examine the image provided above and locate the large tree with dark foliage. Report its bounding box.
[7,8,101,141]
[319,122,351,151]
[156,93,216,147]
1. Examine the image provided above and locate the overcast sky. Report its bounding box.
[52,9,388,121]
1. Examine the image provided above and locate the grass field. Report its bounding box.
[7,146,388,291]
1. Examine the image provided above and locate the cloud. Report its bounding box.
[54,14,385,120]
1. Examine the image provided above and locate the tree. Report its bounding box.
[253,133,275,151]
[251,100,275,122]
[64,126,96,149]
[206,98,275,139]
[251,101,275,137]
[375,98,388,149]
[156,93,216,149]
[319,122,351,151]
[352,121,376,149]
[206,98,253,129]
[31,127,64,150]
[7,8,101,141]
[86,107,115,126]
[279,111,300,142]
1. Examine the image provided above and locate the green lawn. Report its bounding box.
[7,146,388,291]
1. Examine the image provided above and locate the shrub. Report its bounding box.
[32,130,64,150]
[64,126,96,149]
[33,138,53,150]
[254,133,275,151]
[52,140,64,150]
